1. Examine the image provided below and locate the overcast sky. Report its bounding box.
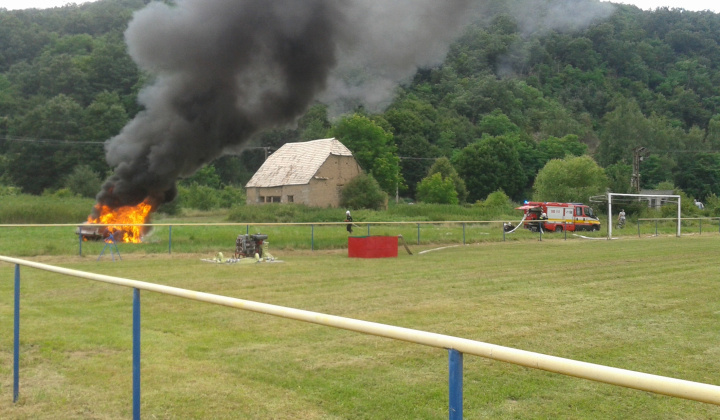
[0,0,718,13]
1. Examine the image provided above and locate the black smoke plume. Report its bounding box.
[96,0,478,211]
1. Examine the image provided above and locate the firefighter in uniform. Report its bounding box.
[345,210,353,234]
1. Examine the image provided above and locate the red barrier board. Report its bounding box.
[348,236,398,258]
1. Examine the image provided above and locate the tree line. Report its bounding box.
[1,0,719,213]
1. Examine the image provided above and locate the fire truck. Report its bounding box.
[515,202,601,232]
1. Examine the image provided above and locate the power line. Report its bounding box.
[0,135,105,145]
[644,149,720,153]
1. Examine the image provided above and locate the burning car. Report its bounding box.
[76,223,105,241]
[78,199,155,243]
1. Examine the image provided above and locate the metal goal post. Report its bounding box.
[607,193,681,239]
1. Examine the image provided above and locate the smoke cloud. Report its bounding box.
[96,0,477,210]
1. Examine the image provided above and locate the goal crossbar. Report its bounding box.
[607,193,681,238]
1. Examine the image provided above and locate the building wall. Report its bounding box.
[306,155,362,207]
[246,155,362,207]
[246,185,309,205]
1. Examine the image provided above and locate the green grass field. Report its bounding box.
[1,233,720,419]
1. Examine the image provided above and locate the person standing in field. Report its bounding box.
[618,209,626,228]
[345,210,353,234]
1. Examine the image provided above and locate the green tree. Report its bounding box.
[10,93,84,140]
[673,153,720,200]
[640,155,675,189]
[384,96,441,197]
[395,133,437,198]
[82,91,128,141]
[706,114,720,150]
[331,114,401,195]
[426,157,467,203]
[596,99,652,167]
[181,164,222,189]
[6,94,87,194]
[297,104,331,141]
[537,134,587,161]
[36,52,90,103]
[0,74,18,117]
[64,164,102,198]
[213,155,253,187]
[604,163,632,194]
[533,155,608,203]
[453,135,526,202]
[416,173,458,205]
[85,34,140,102]
[478,109,520,136]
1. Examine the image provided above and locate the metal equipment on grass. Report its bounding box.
[235,233,268,259]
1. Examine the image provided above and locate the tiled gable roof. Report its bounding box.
[245,138,353,188]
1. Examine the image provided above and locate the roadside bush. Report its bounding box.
[340,173,388,211]
[218,185,246,208]
[157,197,181,215]
[474,190,516,218]
[0,185,21,196]
[704,193,720,216]
[658,189,698,218]
[416,173,458,205]
[179,184,220,210]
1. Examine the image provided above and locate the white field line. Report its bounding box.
[418,245,460,254]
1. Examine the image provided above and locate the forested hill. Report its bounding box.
[1,0,719,204]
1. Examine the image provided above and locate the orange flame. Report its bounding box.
[87,199,154,243]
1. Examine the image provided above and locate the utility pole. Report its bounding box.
[631,147,648,193]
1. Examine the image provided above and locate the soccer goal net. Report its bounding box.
[601,193,681,238]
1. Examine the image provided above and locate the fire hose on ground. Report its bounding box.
[503,214,528,234]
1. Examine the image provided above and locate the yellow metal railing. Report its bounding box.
[3,255,720,419]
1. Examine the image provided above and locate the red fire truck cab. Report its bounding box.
[516,201,601,232]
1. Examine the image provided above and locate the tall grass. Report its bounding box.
[227,202,518,223]
[0,195,95,224]
[1,194,716,258]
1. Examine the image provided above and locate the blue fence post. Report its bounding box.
[168,225,172,254]
[700,219,702,235]
[311,224,314,251]
[246,224,249,235]
[367,223,370,236]
[448,349,463,420]
[417,223,420,245]
[13,264,20,403]
[78,232,83,256]
[462,223,466,245]
[132,288,141,420]
[503,223,506,242]
[637,218,640,237]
